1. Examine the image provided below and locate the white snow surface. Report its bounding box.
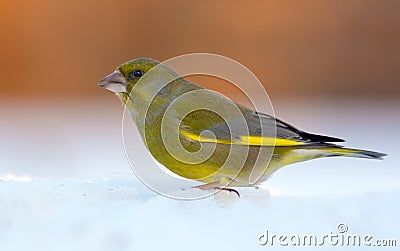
[1,174,399,251]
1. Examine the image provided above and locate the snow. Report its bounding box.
[1,174,399,251]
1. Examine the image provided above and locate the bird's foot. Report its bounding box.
[193,182,240,197]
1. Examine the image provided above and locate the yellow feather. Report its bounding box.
[181,130,305,146]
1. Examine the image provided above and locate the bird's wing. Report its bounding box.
[179,106,344,147]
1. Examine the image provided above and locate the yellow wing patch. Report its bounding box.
[181,130,305,147]
[240,136,306,146]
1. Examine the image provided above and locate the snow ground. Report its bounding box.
[1,174,399,251]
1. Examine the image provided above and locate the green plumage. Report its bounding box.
[99,58,387,188]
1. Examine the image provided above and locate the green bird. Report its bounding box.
[99,58,386,196]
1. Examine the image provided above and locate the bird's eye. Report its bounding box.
[130,70,143,79]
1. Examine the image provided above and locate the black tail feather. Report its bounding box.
[299,131,345,143]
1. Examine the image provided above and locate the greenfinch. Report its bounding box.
[99,58,386,195]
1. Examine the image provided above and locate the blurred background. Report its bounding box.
[0,0,399,181]
[1,0,400,97]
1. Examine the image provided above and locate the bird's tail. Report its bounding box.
[321,146,387,160]
[273,145,386,170]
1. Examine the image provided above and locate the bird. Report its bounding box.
[99,58,386,196]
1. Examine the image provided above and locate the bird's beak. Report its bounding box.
[98,71,128,93]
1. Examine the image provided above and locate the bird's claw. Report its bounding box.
[214,187,240,197]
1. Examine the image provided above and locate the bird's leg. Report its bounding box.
[192,181,221,190]
[193,182,240,197]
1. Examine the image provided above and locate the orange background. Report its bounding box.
[1,0,399,99]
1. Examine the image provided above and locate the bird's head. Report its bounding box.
[99,58,160,94]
